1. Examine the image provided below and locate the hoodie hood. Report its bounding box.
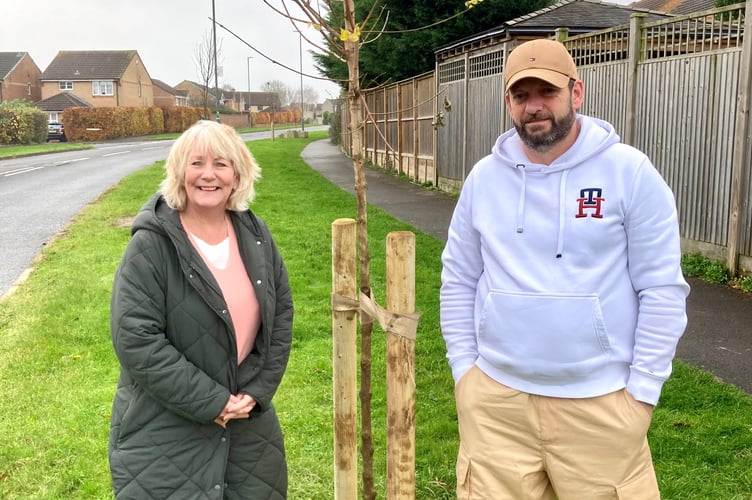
[491,115,620,257]
[492,114,620,173]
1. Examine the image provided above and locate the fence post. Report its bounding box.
[385,231,417,499]
[727,0,752,276]
[332,218,358,500]
[397,83,404,175]
[625,13,647,147]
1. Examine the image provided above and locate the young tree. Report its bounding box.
[262,2,502,498]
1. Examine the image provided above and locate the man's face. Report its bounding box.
[505,78,581,152]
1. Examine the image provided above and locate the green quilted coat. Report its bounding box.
[109,193,293,499]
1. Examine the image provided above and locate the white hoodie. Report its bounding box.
[440,115,689,405]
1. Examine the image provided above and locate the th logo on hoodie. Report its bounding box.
[576,188,605,219]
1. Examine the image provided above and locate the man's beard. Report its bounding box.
[515,107,576,152]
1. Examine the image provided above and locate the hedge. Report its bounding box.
[0,100,48,145]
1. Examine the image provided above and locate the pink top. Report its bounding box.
[188,220,261,365]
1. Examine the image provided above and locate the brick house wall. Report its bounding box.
[40,51,153,107]
[0,54,42,103]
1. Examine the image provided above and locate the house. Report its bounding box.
[321,98,339,116]
[630,0,715,14]
[34,92,91,124]
[230,91,282,113]
[174,81,282,113]
[0,52,42,103]
[174,80,221,110]
[152,79,188,107]
[40,50,154,108]
[436,0,673,61]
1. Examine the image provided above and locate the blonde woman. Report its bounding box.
[109,120,293,499]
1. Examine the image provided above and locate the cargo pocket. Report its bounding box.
[456,445,473,500]
[615,464,660,500]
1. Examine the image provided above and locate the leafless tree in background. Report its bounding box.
[195,29,224,117]
[261,79,296,108]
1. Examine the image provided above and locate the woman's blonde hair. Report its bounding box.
[160,120,261,211]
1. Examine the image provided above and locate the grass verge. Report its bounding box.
[0,142,93,159]
[0,131,750,498]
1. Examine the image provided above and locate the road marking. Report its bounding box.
[54,158,90,165]
[142,146,166,151]
[4,166,43,177]
[102,151,131,157]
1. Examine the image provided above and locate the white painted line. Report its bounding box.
[102,151,131,157]
[54,157,90,165]
[4,166,43,177]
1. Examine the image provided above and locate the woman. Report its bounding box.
[109,120,293,499]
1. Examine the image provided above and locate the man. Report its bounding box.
[439,38,689,499]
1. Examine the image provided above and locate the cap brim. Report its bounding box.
[506,69,571,92]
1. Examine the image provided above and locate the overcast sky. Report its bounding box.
[3,0,342,103]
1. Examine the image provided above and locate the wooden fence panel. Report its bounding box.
[435,57,467,190]
[633,52,740,248]
[465,75,505,171]
[577,61,630,138]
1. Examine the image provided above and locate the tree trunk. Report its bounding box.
[343,0,375,497]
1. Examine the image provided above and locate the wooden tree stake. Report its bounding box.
[385,231,417,499]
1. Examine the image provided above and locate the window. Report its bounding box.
[27,84,32,95]
[92,81,114,96]
[59,81,73,90]
[49,113,59,123]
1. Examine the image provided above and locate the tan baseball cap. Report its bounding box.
[504,39,578,92]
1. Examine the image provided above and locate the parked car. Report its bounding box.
[47,122,66,142]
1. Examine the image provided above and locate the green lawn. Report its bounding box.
[0,142,93,159]
[0,131,750,499]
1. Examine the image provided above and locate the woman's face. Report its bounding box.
[183,146,237,213]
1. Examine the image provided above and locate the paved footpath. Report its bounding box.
[301,139,752,394]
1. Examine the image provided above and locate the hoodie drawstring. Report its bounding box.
[516,164,526,233]
[515,164,568,258]
[556,169,569,259]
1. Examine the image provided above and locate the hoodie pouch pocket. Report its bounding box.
[478,290,611,381]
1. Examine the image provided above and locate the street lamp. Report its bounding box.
[298,31,304,131]
[246,56,253,127]
[212,0,220,122]
[246,56,253,108]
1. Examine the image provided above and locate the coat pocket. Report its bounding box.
[456,444,473,499]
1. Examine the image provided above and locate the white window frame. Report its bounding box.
[59,81,73,90]
[49,113,59,123]
[92,80,114,96]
